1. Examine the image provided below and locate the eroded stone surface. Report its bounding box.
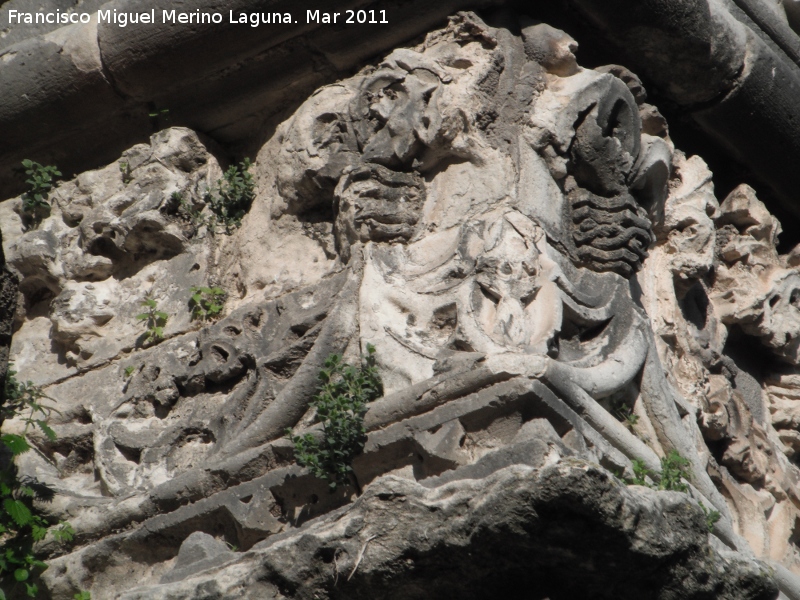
[4,128,219,385]
[117,462,778,600]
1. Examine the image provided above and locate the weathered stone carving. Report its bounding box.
[640,152,800,571]
[5,10,800,599]
[119,463,779,600]
[2,128,217,379]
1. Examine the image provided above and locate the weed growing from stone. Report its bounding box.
[611,395,639,431]
[658,449,691,492]
[136,296,168,345]
[628,459,652,487]
[148,107,170,129]
[189,286,226,321]
[0,366,74,598]
[615,406,639,431]
[119,161,132,184]
[20,160,61,229]
[626,451,721,533]
[288,344,383,490]
[698,500,721,532]
[148,108,169,120]
[204,158,255,232]
[627,450,691,492]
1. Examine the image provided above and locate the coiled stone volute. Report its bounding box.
[563,72,656,278]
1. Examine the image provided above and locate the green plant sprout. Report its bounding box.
[287,344,383,490]
[189,286,226,321]
[611,396,639,431]
[136,297,168,345]
[623,412,639,429]
[123,366,136,378]
[617,408,639,431]
[658,449,692,492]
[1,366,74,598]
[119,161,132,184]
[204,158,255,232]
[20,160,61,229]
[625,451,720,536]
[626,450,692,492]
[698,500,721,532]
[2,367,57,454]
[629,459,651,487]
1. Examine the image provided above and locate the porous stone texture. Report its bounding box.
[2,127,219,385]
[5,10,800,600]
[119,462,778,600]
[639,153,800,572]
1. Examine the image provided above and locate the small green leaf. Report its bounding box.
[14,568,28,581]
[1,434,30,455]
[51,522,75,543]
[31,524,47,541]
[36,420,57,441]
[4,499,32,527]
